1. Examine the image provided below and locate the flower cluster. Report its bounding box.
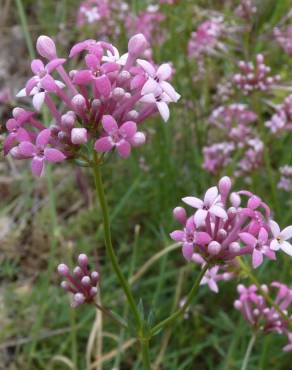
[203,104,263,177]
[233,54,280,95]
[235,0,257,20]
[188,18,226,59]
[278,165,292,192]
[234,283,292,351]
[274,26,292,55]
[170,176,292,272]
[77,0,129,40]
[265,94,292,134]
[3,34,180,176]
[126,5,166,56]
[58,254,100,308]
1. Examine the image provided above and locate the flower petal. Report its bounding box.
[31,59,45,74]
[280,241,292,256]
[94,137,114,152]
[40,74,57,92]
[46,58,66,73]
[157,101,170,122]
[102,115,118,134]
[239,232,257,248]
[182,196,203,209]
[160,81,180,102]
[36,129,51,147]
[139,93,156,104]
[270,239,280,251]
[281,226,292,241]
[252,249,263,268]
[141,78,159,95]
[269,220,280,237]
[210,205,227,219]
[117,140,131,158]
[32,92,46,111]
[18,141,35,157]
[119,121,137,139]
[204,186,218,206]
[44,148,66,162]
[95,75,111,97]
[194,209,208,227]
[137,59,155,76]
[31,156,44,176]
[73,70,92,85]
[182,243,193,261]
[156,63,172,81]
[170,230,184,242]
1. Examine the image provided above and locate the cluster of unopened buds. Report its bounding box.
[188,18,225,59]
[170,176,292,291]
[278,165,292,193]
[265,94,292,134]
[233,54,280,94]
[58,254,99,308]
[203,104,263,177]
[235,0,257,20]
[234,283,292,351]
[3,33,180,176]
[274,26,292,55]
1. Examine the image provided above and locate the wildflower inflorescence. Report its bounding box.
[234,283,292,351]
[170,176,292,277]
[4,34,180,176]
[58,254,99,308]
[265,94,292,134]
[274,26,292,55]
[233,54,280,95]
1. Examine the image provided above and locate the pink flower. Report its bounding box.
[269,221,292,256]
[274,26,292,55]
[17,59,66,111]
[200,266,220,293]
[15,129,66,176]
[137,59,179,102]
[182,186,227,227]
[239,228,276,268]
[94,115,145,158]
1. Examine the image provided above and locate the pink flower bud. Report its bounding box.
[91,271,99,285]
[58,263,70,276]
[36,35,57,60]
[128,33,148,56]
[73,293,85,307]
[78,254,89,268]
[208,241,221,255]
[72,94,86,109]
[173,207,187,224]
[73,266,83,278]
[234,300,242,309]
[81,276,91,287]
[229,242,241,253]
[218,176,232,197]
[12,107,25,118]
[90,287,98,297]
[71,128,88,145]
[131,132,146,147]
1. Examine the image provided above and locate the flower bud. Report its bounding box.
[36,35,57,60]
[91,271,99,285]
[78,254,89,268]
[12,107,25,118]
[58,263,70,276]
[71,128,88,145]
[229,242,241,254]
[234,300,242,310]
[131,132,146,147]
[72,94,86,109]
[173,207,187,225]
[73,293,85,307]
[218,176,232,198]
[128,33,148,56]
[208,241,221,255]
[81,276,91,287]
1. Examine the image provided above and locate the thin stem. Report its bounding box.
[140,339,151,370]
[91,151,141,329]
[150,264,209,336]
[94,303,127,329]
[241,333,257,370]
[14,0,35,59]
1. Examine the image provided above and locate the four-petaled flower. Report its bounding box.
[94,115,145,158]
[182,186,227,227]
[239,227,276,268]
[16,129,66,176]
[17,58,66,111]
[269,220,292,256]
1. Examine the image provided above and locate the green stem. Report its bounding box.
[15,0,35,59]
[94,302,127,329]
[140,339,151,370]
[91,151,141,329]
[150,264,209,336]
[241,333,256,370]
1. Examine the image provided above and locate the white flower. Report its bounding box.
[269,220,292,256]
